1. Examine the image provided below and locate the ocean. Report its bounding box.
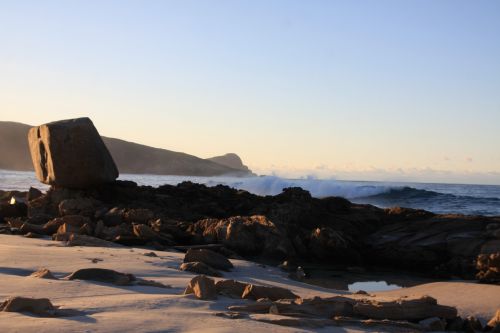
[1,169,500,216]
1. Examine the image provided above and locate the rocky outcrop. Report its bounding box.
[2,178,499,279]
[28,118,118,188]
[188,215,294,259]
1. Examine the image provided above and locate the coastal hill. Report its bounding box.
[0,121,253,176]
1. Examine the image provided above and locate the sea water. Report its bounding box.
[1,169,500,216]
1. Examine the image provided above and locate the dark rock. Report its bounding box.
[28,117,118,188]
[26,187,43,201]
[419,316,445,331]
[59,198,97,217]
[215,279,248,298]
[124,208,154,224]
[184,275,217,300]
[180,262,222,277]
[65,268,136,285]
[184,248,233,271]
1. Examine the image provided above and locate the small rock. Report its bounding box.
[354,290,368,295]
[30,268,57,279]
[0,297,55,316]
[144,252,158,257]
[65,268,136,285]
[241,284,299,301]
[184,248,233,271]
[184,275,217,300]
[215,279,248,298]
[180,262,222,277]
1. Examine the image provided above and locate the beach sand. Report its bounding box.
[0,234,498,332]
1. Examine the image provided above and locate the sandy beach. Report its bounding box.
[0,234,498,332]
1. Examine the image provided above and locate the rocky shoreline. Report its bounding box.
[1,178,499,283]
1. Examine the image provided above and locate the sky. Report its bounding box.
[1,0,500,184]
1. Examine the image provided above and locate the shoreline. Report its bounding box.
[0,234,498,332]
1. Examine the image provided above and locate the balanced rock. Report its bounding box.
[28,117,118,188]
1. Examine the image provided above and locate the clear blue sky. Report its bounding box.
[1,1,500,183]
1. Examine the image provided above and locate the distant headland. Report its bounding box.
[0,121,254,177]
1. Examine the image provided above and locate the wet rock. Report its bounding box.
[180,262,222,277]
[215,279,248,298]
[0,297,55,316]
[184,275,217,300]
[65,268,136,285]
[188,215,294,259]
[28,117,118,188]
[241,284,299,301]
[353,295,457,320]
[184,248,233,271]
[30,268,57,279]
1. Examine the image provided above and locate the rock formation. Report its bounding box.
[28,118,118,188]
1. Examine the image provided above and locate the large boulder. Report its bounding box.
[28,117,118,188]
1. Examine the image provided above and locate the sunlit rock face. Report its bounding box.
[28,117,118,189]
